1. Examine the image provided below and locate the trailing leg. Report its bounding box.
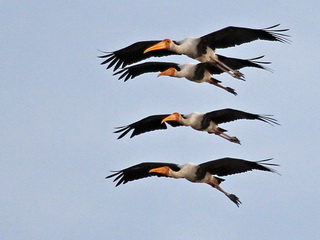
[209,78,237,95]
[208,178,242,207]
[210,57,245,80]
[210,127,241,144]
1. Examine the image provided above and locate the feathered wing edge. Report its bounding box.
[262,24,291,44]
[203,108,280,126]
[257,114,280,126]
[98,41,180,71]
[255,158,280,175]
[106,162,181,186]
[197,158,280,178]
[114,114,183,139]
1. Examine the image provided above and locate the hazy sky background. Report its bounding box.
[1,1,320,240]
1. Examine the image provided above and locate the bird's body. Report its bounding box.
[113,56,270,95]
[114,108,279,144]
[107,157,279,207]
[100,24,289,78]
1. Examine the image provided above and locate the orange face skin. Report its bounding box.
[143,39,172,53]
[161,112,181,124]
[149,166,170,176]
[157,67,177,77]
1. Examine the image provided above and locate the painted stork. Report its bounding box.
[113,55,271,95]
[114,108,279,144]
[106,157,279,207]
[100,24,289,78]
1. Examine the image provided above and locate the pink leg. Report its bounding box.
[209,78,237,95]
[211,128,241,144]
[208,178,242,207]
[210,57,244,80]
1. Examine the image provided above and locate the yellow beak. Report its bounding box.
[149,166,170,176]
[161,113,180,124]
[157,67,176,77]
[144,40,168,54]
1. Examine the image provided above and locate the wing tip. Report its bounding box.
[257,158,281,175]
[114,126,132,139]
[259,115,280,126]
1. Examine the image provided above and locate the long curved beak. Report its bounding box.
[161,113,179,124]
[149,166,169,176]
[158,67,176,77]
[144,41,168,54]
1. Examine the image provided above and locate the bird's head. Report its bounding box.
[161,112,181,124]
[149,166,171,176]
[144,39,172,53]
[158,67,177,77]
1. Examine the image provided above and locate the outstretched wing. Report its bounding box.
[202,108,279,125]
[106,162,181,186]
[216,55,271,72]
[114,62,180,81]
[200,55,271,76]
[114,114,183,139]
[99,41,180,71]
[200,24,290,50]
[196,157,278,178]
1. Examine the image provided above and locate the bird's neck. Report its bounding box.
[179,112,203,129]
[177,116,192,127]
[168,169,184,179]
[173,70,186,78]
[176,64,196,80]
[169,163,198,182]
[170,42,183,54]
[175,38,199,58]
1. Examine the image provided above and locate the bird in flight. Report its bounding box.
[100,24,289,79]
[113,55,271,95]
[114,108,279,144]
[107,157,279,207]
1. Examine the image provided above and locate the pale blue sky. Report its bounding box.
[1,1,320,240]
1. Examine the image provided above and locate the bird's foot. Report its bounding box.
[228,194,242,207]
[226,87,237,96]
[232,71,245,80]
[230,136,241,144]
